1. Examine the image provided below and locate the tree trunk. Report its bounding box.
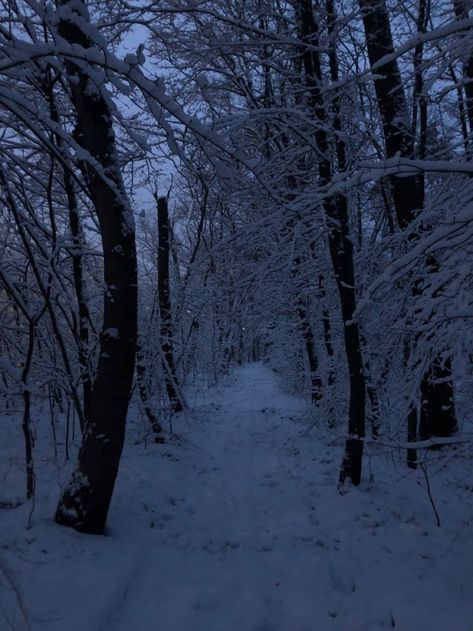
[22,320,36,500]
[63,166,92,424]
[453,0,473,139]
[419,357,456,439]
[43,72,92,429]
[136,336,163,441]
[298,0,366,485]
[54,0,138,534]
[318,276,336,389]
[358,0,457,449]
[296,297,323,403]
[157,196,184,413]
[358,0,424,227]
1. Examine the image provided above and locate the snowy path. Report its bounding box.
[1,363,473,631]
[109,364,323,631]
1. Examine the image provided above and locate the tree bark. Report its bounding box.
[136,335,163,441]
[63,166,92,425]
[358,0,457,450]
[358,0,425,227]
[42,71,92,429]
[157,196,184,413]
[54,0,138,534]
[296,296,323,403]
[298,0,366,485]
[453,0,473,139]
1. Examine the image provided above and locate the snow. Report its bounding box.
[1,363,473,630]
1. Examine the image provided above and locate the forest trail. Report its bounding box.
[1,363,472,631]
[107,363,324,631]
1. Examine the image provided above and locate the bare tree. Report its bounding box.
[54,0,138,534]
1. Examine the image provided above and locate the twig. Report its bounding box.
[420,462,441,527]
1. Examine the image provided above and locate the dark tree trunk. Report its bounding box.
[282,216,323,404]
[43,73,92,429]
[318,276,336,389]
[22,320,36,500]
[359,332,381,438]
[157,196,184,414]
[453,0,473,139]
[448,64,470,153]
[359,0,457,450]
[296,297,323,403]
[63,168,92,424]
[358,0,424,227]
[407,408,418,469]
[419,357,456,440]
[412,0,429,163]
[136,336,163,441]
[299,0,366,486]
[54,0,138,534]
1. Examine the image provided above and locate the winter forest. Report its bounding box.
[0,0,473,629]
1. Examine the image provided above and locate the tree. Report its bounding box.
[54,0,138,534]
[297,0,366,485]
[156,195,184,414]
[358,0,458,454]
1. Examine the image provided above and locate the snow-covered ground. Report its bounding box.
[1,363,473,631]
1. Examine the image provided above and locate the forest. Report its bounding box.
[0,0,472,629]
